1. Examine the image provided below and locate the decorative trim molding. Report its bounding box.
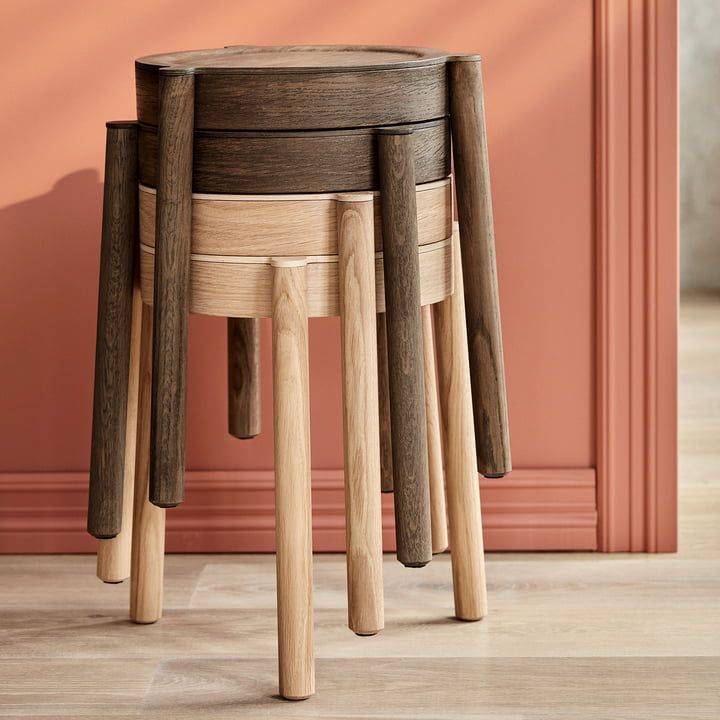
[0,469,597,554]
[594,0,678,551]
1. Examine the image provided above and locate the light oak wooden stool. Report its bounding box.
[87,45,511,701]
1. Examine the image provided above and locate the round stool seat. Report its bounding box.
[137,185,455,318]
[136,45,456,130]
[138,178,452,256]
[137,121,450,194]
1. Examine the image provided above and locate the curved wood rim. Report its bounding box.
[138,178,452,257]
[136,45,452,74]
[139,236,450,264]
[135,56,450,131]
[137,120,438,139]
[137,118,450,194]
[139,236,454,319]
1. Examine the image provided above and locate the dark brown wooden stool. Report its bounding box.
[87,45,511,701]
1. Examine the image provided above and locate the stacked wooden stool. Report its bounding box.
[87,45,511,701]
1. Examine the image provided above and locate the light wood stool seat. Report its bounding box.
[87,44,512,702]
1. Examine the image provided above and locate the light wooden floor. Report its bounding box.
[1,297,719,718]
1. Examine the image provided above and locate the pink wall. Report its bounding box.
[0,0,603,551]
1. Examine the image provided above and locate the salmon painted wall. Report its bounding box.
[0,0,594,549]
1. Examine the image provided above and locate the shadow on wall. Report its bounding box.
[0,170,344,475]
[0,171,102,472]
[680,0,720,292]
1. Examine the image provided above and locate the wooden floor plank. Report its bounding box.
[1,297,719,716]
[140,657,720,719]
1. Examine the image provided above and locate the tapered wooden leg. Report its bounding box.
[228,317,261,439]
[449,57,512,478]
[422,305,449,555]
[377,128,432,568]
[150,68,195,508]
[337,196,384,636]
[272,259,314,701]
[130,303,166,624]
[97,284,142,582]
[433,231,488,621]
[376,313,394,493]
[88,121,138,539]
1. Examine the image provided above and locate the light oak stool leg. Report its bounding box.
[377,128,432,568]
[88,121,139,539]
[130,303,166,624]
[449,57,512,478]
[97,284,142,582]
[272,259,314,701]
[433,231,488,621]
[337,196,384,637]
[422,305,449,555]
[376,313,394,493]
[227,317,261,439]
[150,68,195,508]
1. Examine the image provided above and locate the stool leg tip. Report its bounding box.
[354,629,382,637]
[401,560,430,569]
[281,693,314,702]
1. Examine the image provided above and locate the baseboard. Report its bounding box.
[0,468,597,553]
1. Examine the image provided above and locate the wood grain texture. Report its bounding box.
[137,120,450,194]
[150,70,195,508]
[271,261,314,701]
[4,525,720,717]
[136,45,448,130]
[433,231,488,621]
[227,318,261,439]
[449,59,512,478]
[96,285,142,582]
[138,237,453,319]
[376,313,393,493]
[138,178,452,256]
[422,305,449,554]
[137,45,449,71]
[377,129,432,568]
[130,303,166,624]
[88,122,139,539]
[337,198,384,636]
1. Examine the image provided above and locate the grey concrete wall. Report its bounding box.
[681,0,720,291]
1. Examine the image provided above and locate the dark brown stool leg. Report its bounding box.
[377,128,432,568]
[376,312,394,493]
[227,317,261,439]
[150,68,194,508]
[449,57,512,478]
[88,121,139,539]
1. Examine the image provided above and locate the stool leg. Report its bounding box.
[421,305,449,555]
[376,313,394,493]
[150,68,195,508]
[272,259,314,701]
[337,196,384,637]
[97,284,142,582]
[227,317,261,439]
[377,128,432,568]
[130,303,166,624]
[433,231,488,621]
[449,57,512,478]
[88,121,139,539]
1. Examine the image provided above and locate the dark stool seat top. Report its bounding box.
[135,44,470,130]
[136,44,451,73]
